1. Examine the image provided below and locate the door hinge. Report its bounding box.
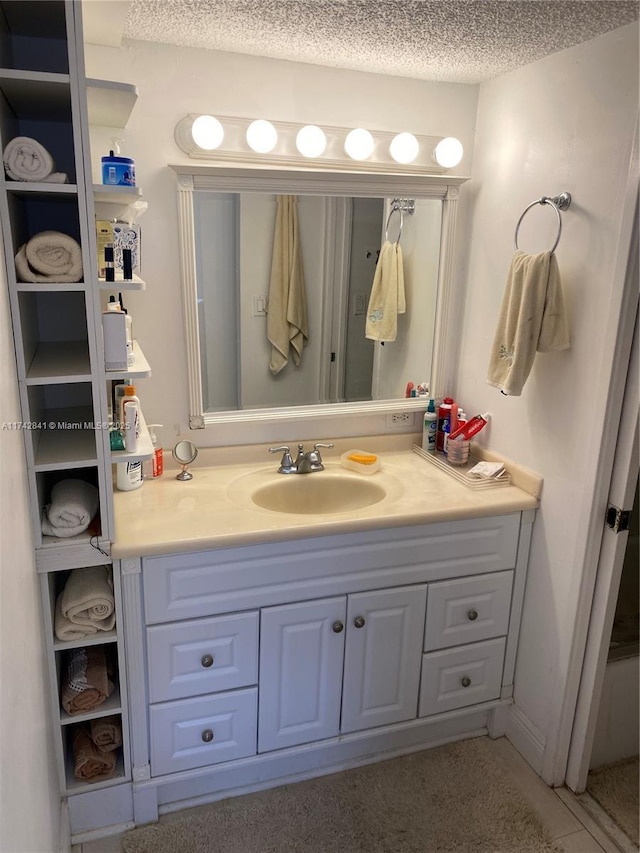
[606,504,631,533]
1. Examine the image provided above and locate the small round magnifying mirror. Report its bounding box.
[172,440,198,481]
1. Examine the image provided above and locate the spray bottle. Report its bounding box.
[142,425,164,479]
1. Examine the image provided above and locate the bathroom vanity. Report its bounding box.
[109,443,540,827]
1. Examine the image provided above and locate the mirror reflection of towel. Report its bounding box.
[365,240,406,342]
[266,195,309,375]
[487,250,569,396]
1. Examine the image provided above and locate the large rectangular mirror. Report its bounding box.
[172,166,466,427]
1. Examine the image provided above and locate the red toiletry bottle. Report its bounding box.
[436,397,455,452]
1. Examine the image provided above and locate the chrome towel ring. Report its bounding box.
[514,191,572,254]
[385,197,415,244]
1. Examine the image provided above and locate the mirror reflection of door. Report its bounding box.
[343,197,383,402]
[193,191,441,413]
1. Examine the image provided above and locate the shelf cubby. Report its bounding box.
[6,190,81,260]
[64,733,127,793]
[0,1,69,74]
[17,288,91,383]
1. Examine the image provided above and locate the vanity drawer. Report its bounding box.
[149,687,257,776]
[423,571,513,651]
[418,637,505,717]
[147,611,258,703]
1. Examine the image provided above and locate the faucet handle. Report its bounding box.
[269,445,296,474]
[307,442,334,470]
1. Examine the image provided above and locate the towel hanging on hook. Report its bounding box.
[514,191,571,254]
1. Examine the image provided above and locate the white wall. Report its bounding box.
[0,237,62,849]
[84,41,478,448]
[454,23,638,777]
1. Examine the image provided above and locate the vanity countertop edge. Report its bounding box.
[111,439,541,559]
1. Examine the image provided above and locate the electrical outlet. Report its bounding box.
[386,412,415,427]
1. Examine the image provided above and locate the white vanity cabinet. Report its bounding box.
[259,584,427,751]
[120,509,535,825]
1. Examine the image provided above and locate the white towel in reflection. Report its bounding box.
[266,195,309,375]
[365,240,406,342]
[487,250,569,396]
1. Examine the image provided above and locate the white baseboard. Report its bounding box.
[59,800,73,853]
[506,703,546,776]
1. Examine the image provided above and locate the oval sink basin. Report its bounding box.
[250,474,387,514]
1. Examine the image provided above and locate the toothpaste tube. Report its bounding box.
[449,413,490,441]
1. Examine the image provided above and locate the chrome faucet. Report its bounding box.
[269,442,334,474]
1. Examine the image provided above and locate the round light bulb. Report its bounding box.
[344,128,375,161]
[296,125,327,158]
[246,119,278,153]
[191,115,224,150]
[433,137,463,168]
[389,132,419,164]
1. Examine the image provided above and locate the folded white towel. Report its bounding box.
[3,136,67,183]
[487,250,569,396]
[266,195,309,375]
[59,565,115,632]
[365,240,406,342]
[41,479,99,538]
[15,230,83,283]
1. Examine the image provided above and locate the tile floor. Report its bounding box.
[76,737,629,853]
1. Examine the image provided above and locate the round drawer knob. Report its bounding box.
[353,616,365,629]
[332,621,344,633]
[201,654,215,668]
[201,729,214,743]
[461,676,472,688]
[467,609,478,622]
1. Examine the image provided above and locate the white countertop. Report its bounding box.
[112,437,541,559]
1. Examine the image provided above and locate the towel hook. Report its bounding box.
[514,191,571,254]
[384,197,415,245]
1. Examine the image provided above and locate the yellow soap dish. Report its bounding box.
[340,449,381,474]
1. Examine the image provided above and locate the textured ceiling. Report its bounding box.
[120,1,639,83]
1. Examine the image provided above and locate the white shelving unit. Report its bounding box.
[0,0,140,837]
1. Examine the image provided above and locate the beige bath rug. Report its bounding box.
[587,756,639,846]
[123,736,561,853]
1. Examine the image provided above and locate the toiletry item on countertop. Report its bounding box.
[422,399,437,453]
[468,461,506,479]
[142,425,164,479]
[340,449,381,474]
[436,397,454,452]
[116,460,143,491]
[405,382,414,398]
[449,413,490,441]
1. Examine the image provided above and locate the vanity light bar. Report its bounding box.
[174,114,463,174]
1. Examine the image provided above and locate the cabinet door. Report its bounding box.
[341,584,427,734]
[258,597,346,753]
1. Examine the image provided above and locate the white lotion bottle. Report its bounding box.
[123,399,140,452]
[116,460,143,491]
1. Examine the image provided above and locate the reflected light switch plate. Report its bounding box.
[354,293,367,315]
[253,296,267,316]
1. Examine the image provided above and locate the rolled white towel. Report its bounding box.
[54,593,99,641]
[15,230,83,283]
[60,565,115,632]
[3,136,67,183]
[41,479,99,538]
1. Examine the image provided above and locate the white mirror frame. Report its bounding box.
[170,165,468,430]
